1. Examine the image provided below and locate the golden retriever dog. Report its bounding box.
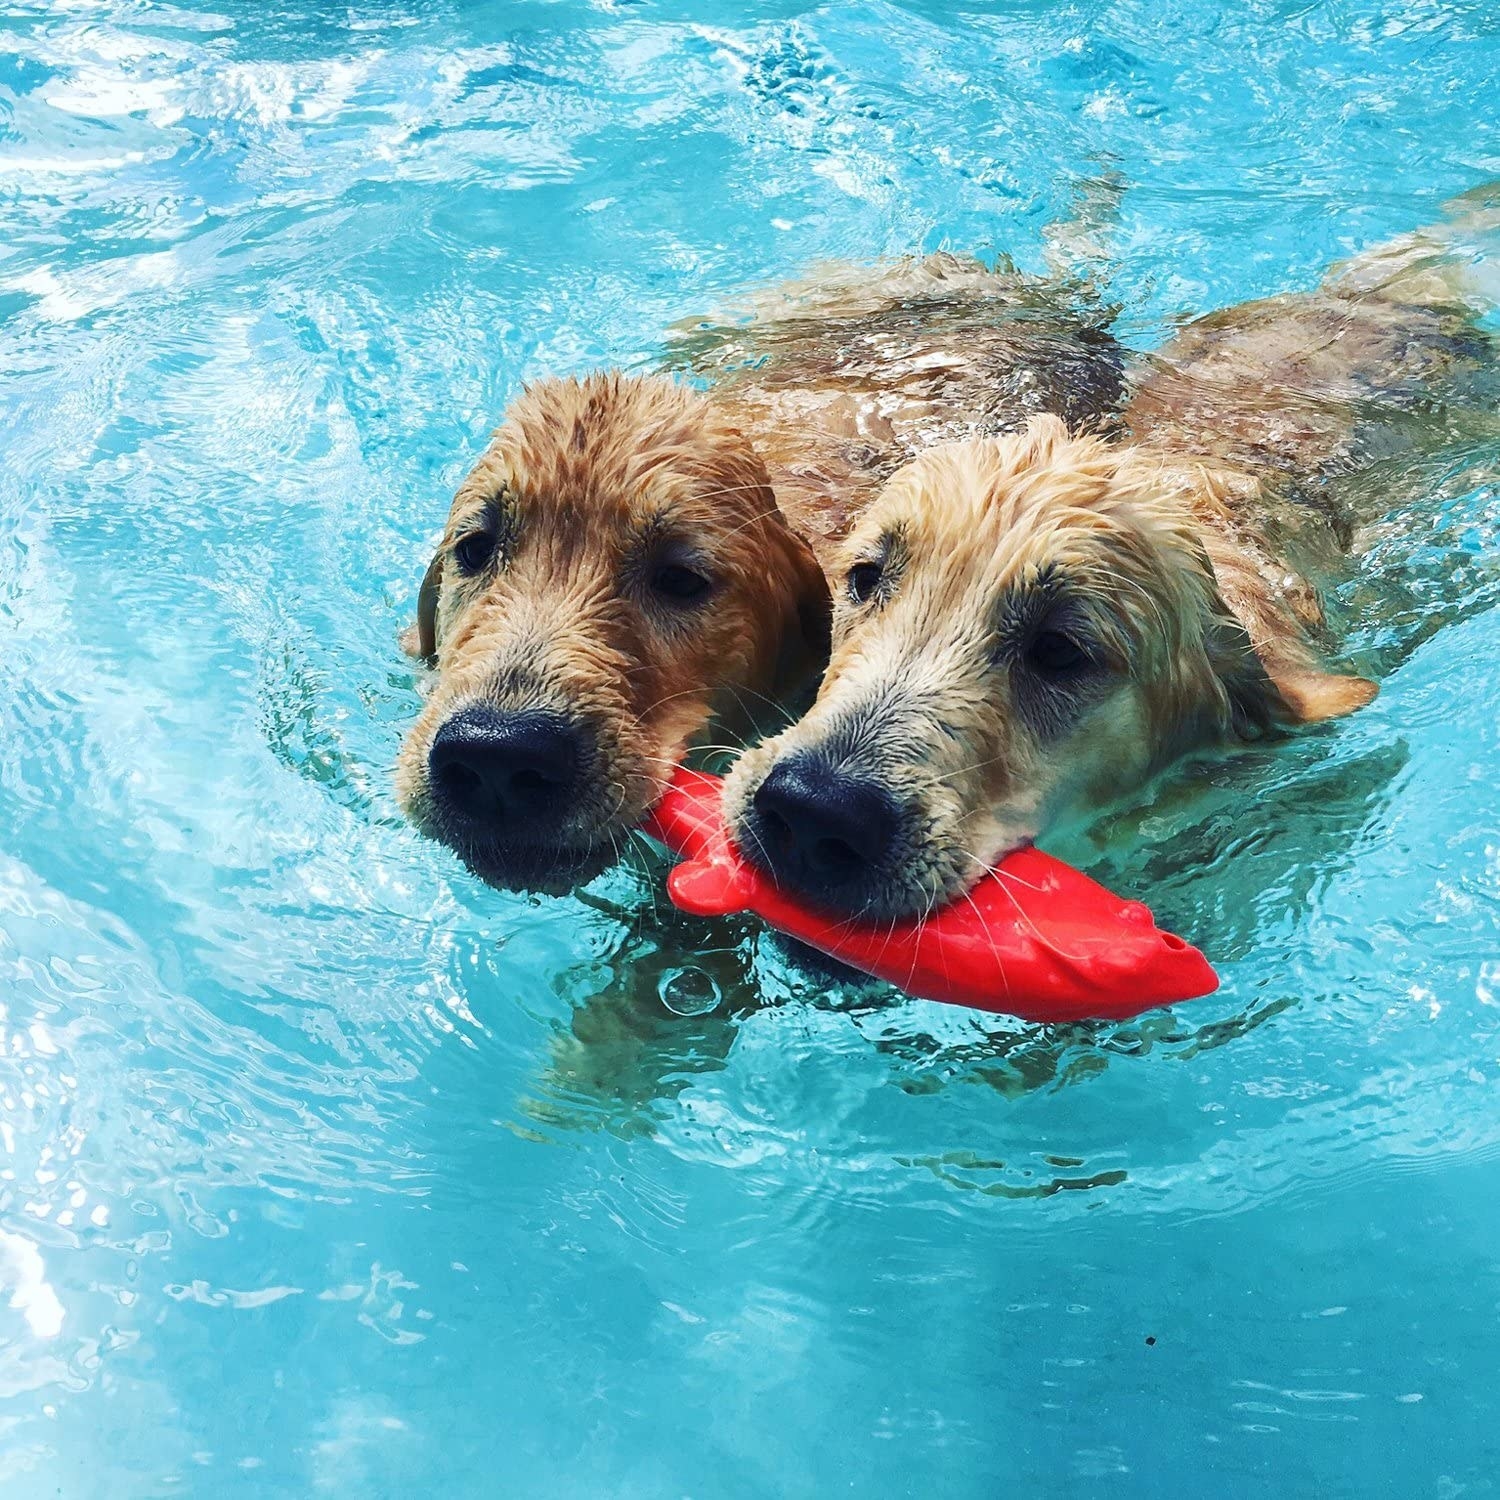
[396,255,1124,890]
[723,193,1500,921]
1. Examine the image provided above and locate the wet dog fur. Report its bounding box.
[722,417,1378,921]
[397,256,1124,890]
[395,373,828,891]
[723,198,1500,921]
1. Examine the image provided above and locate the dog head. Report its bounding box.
[397,372,828,892]
[724,416,1375,920]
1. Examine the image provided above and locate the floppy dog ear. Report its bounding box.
[1223,629,1378,731]
[1205,554,1377,736]
[401,549,444,664]
[1273,668,1379,721]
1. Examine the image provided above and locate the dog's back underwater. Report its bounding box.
[674,251,1128,565]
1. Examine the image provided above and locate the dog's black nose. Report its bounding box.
[748,753,901,899]
[428,706,583,830]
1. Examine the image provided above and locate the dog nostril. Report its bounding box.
[809,835,861,882]
[436,760,483,802]
[511,767,553,798]
[757,805,793,847]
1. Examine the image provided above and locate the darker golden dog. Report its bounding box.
[395,373,826,891]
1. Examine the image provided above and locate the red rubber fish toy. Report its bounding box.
[642,768,1217,1023]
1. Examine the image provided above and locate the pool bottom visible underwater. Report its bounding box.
[2,0,1500,1495]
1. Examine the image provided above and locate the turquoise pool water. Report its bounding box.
[3,1,1500,1494]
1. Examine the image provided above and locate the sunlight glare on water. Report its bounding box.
[1,0,1499,1495]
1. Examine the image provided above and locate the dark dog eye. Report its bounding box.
[1026,630,1089,676]
[847,561,883,604]
[651,563,713,605]
[454,530,496,576]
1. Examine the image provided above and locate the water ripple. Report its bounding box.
[3,0,1500,1494]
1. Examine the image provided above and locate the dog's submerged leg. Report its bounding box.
[1325,180,1500,312]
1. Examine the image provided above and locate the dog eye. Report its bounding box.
[847,561,883,604]
[651,563,713,605]
[453,530,496,575]
[1026,630,1089,676]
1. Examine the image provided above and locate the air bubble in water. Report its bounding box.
[658,966,722,1017]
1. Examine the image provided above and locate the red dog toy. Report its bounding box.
[642,768,1217,1023]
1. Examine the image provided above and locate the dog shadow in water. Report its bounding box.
[513,858,763,1140]
[513,862,928,1140]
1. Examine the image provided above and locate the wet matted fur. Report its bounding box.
[397,255,1126,891]
[724,196,1500,921]
[395,372,827,891]
[723,416,1379,922]
[673,251,1124,564]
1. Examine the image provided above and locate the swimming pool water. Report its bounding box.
[2,0,1499,1494]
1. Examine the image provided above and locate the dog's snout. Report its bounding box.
[748,754,901,897]
[428,706,583,830]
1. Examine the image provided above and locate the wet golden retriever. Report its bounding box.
[723,194,1500,920]
[396,256,1124,889]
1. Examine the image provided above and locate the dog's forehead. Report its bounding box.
[864,455,1156,598]
[853,493,1057,593]
[450,434,757,546]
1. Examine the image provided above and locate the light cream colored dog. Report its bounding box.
[723,195,1500,921]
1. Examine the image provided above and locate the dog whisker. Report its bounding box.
[958,882,1012,1005]
[959,845,1098,966]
